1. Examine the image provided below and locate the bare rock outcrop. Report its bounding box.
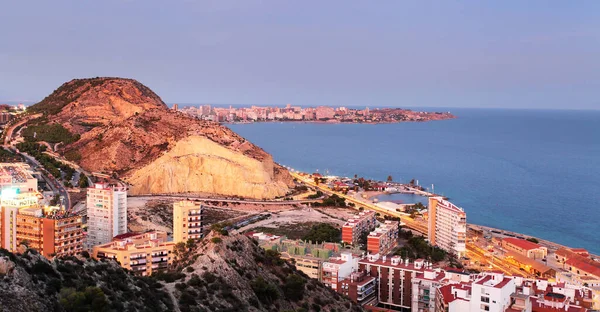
[29,77,293,199]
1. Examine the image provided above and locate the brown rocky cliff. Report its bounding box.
[30,77,293,199]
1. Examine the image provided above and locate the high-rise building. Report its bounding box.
[341,210,377,246]
[427,196,467,257]
[86,183,127,247]
[92,231,174,276]
[367,220,399,255]
[173,200,203,243]
[1,190,83,258]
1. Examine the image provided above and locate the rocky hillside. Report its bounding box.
[0,248,172,312]
[167,233,363,312]
[0,234,362,312]
[27,78,293,199]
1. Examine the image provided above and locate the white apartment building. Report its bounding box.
[428,196,467,257]
[86,183,127,247]
[470,272,515,312]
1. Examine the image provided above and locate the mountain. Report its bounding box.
[0,234,362,312]
[28,78,293,199]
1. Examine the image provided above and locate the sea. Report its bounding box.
[228,108,600,255]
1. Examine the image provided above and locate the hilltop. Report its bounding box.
[0,233,362,312]
[25,77,293,199]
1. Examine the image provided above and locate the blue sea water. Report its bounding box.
[229,108,600,255]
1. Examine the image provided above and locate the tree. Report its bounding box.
[78,174,89,188]
[387,175,393,182]
[302,223,341,243]
[283,274,306,301]
[313,177,319,185]
[251,277,279,304]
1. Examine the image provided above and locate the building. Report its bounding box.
[502,238,547,259]
[427,197,467,257]
[504,251,556,278]
[0,163,38,193]
[342,210,377,246]
[1,189,83,258]
[469,272,515,312]
[322,252,361,291]
[315,106,335,120]
[173,200,203,243]
[338,271,378,306]
[358,254,433,310]
[555,248,600,280]
[92,231,174,276]
[411,269,448,312]
[86,183,127,247]
[367,220,399,255]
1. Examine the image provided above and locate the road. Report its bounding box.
[290,171,429,234]
[129,194,322,205]
[2,113,42,147]
[20,152,72,210]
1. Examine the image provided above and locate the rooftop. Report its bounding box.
[503,237,543,251]
[0,163,35,184]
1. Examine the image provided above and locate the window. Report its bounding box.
[480,304,489,311]
[481,296,489,303]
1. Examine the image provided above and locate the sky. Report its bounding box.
[1,1,599,109]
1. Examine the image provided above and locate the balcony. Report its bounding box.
[188,223,202,229]
[130,255,146,260]
[188,211,202,217]
[131,260,147,266]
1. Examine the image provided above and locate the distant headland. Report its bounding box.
[176,104,456,124]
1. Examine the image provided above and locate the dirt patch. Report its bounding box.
[128,199,174,233]
[202,206,248,228]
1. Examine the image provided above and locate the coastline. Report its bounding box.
[223,117,456,125]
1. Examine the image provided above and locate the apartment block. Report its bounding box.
[86,183,127,247]
[1,190,83,258]
[358,254,434,310]
[501,238,547,259]
[367,220,399,255]
[427,196,467,257]
[173,200,203,243]
[92,231,174,276]
[321,252,361,291]
[341,210,377,245]
[338,271,378,305]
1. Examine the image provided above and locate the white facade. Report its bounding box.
[428,197,467,257]
[469,273,515,312]
[86,183,127,248]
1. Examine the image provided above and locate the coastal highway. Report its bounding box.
[290,171,430,234]
[128,194,322,205]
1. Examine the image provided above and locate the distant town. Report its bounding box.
[175,104,455,123]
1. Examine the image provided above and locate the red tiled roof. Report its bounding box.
[566,257,600,278]
[503,237,542,251]
[112,232,140,240]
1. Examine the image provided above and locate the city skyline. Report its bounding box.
[2,1,600,110]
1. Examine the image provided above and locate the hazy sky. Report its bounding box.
[1,1,599,109]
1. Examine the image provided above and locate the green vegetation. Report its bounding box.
[251,277,279,304]
[22,123,80,144]
[0,149,21,162]
[395,235,447,263]
[302,223,341,243]
[283,274,306,301]
[526,237,539,244]
[211,237,222,244]
[17,142,75,180]
[406,202,426,218]
[313,194,346,207]
[59,286,108,312]
[307,190,324,199]
[78,174,90,188]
